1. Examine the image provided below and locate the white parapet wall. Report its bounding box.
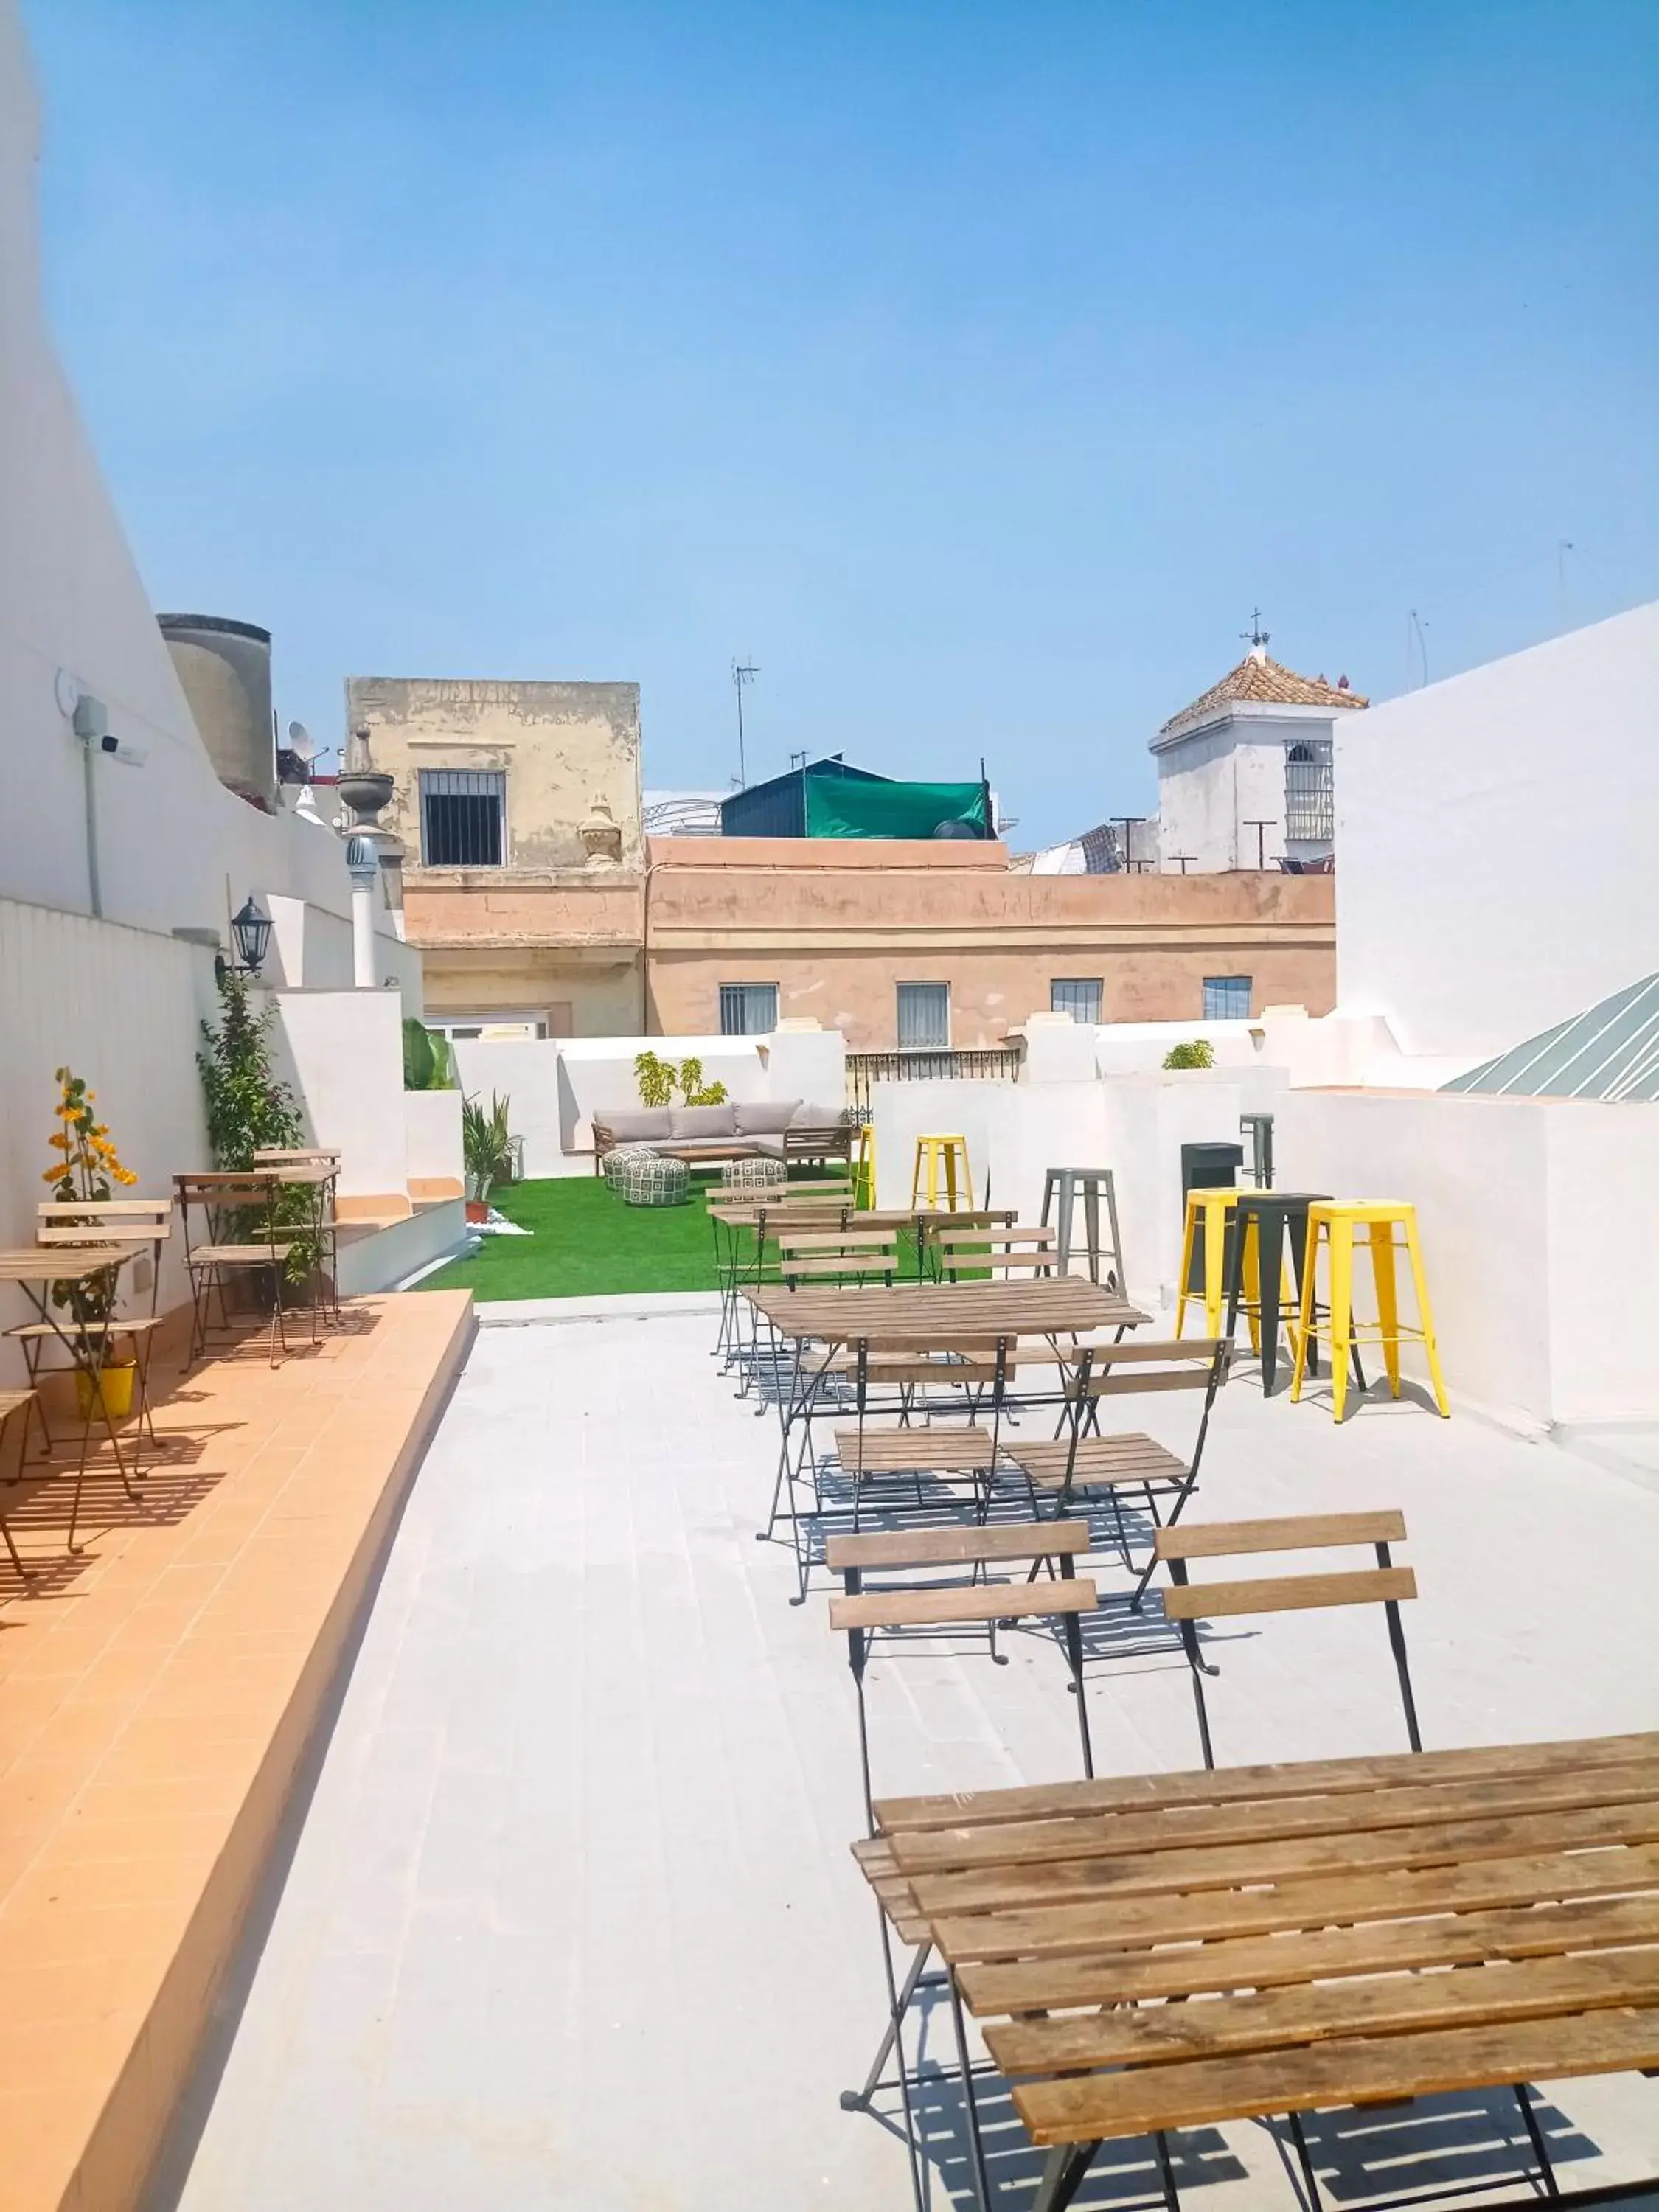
[876,1062,1659,1430]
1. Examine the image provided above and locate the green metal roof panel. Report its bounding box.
[1442,974,1659,1102]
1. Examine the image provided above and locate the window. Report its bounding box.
[897,981,950,1049]
[1284,740,1333,841]
[1051,978,1102,1025]
[719,982,779,1036]
[1203,975,1252,1020]
[420,769,506,866]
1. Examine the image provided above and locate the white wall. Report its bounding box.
[273,990,408,1199]
[404,1091,463,1188]
[1337,602,1659,1061]
[0,897,214,1360]
[451,1039,568,1178]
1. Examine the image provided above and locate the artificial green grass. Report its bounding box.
[417,1176,723,1301]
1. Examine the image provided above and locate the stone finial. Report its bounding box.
[580,793,623,869]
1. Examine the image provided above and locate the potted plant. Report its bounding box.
[462,1092,514,1221]
[197,970,319,1302]
[42,1068,141,1419]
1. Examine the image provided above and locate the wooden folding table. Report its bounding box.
[0,1245,139,1550]
[863,1729,1659,2211]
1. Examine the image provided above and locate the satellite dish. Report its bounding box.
[287,720,317,762]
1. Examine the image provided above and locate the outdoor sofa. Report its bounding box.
[591,1099,854,1175]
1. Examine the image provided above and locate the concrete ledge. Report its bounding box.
[0,1290,475,2212]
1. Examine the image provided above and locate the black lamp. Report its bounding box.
[229,896,273,976]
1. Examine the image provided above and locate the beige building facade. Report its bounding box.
[346,675,645,1034]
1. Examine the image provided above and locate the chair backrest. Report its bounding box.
[779,1229,897,1284]
[1155,1509,1421,1763]
[932,1223,1057,1278]
[1071,1337,1231,1400]
[827,1517,1090,1575]
[38,1200,170,1244]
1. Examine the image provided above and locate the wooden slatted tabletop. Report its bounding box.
[746,1279,1147,1346]
[864,1731,1659,2155]
[0,1246,136,1282]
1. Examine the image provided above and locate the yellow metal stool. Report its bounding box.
[1290,1201,1450,1422]
[852,1123,877,1211]
[909,1134,973,1211]
[1175,1188,1266,1346]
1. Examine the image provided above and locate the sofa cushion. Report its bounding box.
[747,1135,788,1158]
[788,1102,849,1130]
[667,1103,738,1140]
[601,1107,672,1141]
[732,1099,799,1137]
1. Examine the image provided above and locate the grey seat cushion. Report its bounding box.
[789,1102,849,1130]
[732,1099,799,1137]
[747,1135,787,1158]
[600,1107,672,1141]
[668,1103,739,1139]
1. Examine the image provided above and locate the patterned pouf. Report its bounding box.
[602,1143,660,1193]
[720,1155,787,1192]
[616,1150,691,1208]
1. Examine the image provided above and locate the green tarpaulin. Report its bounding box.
[802,774,990,840]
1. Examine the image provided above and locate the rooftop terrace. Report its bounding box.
[138,1294,1659,2211]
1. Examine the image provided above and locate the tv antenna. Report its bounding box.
[1243,818,1277,871]
[286,719,317,762]
[731,659,758,787]
[1240,608,1270,651]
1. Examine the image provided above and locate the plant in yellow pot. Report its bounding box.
[42,1068,140,1420]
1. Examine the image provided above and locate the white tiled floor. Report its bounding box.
[153,1303,1659,2211]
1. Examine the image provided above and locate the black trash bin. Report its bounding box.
[1180,1141,1245,1295]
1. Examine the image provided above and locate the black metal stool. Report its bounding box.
[1225,1190,1366,1399]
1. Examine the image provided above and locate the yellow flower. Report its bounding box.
[117,1168,139,1186]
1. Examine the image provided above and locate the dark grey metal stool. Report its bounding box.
[1224,1189,1366,1398]
[1038,1167,1124,1290]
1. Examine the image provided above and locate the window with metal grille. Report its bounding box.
[719,982,779,1036]
[420,769,506,866]
[1203,975,1252,1020]
[1051,978,1103,1024]
[1284,740,1333,841]
[897,981,950,1049]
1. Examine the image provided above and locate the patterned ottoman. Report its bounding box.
[602,1143,661,1193]
[720,1155,788,1192]
[616,1150,691,1207]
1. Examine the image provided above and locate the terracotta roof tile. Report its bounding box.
[1160,653,1368,738]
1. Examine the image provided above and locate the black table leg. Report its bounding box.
[1256,1206,1286,1395]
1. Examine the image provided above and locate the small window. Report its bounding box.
[420,769,506,866]
[719,982,779,1036]
[1203,975,1252,1020]
[897,981,950,1049]
[1284,740,1333,841]
[1051,978,1102,1025]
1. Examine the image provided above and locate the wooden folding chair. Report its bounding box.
[827,1518,1098,2162]
[1153,1509,1422,1768]
[13,1200,173,1456]
[254,1148,341,1325]
[174,1172,298,1367]
[1001,1338,1231,1590]
[930,1222,1058,1281]
[778,1228,899,1288]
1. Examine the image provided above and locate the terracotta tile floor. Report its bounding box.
[0,1289,473,2212]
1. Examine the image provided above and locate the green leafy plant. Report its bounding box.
[1162,1038,1217,1071]
[403,1019,457,1091]
[462,1091,515,1200]
[196,969,315,1281]
[633,1050,729,1108]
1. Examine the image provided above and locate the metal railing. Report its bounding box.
[846,1046,1022,1122]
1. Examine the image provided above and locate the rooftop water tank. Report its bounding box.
[158,613,277,810]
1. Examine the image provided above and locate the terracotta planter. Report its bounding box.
[465,1200,490,1224]
[75,1360,136,1422]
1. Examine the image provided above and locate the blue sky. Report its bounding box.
[24,0,1659,844]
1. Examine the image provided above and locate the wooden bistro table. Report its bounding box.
[862,1729,1659,2212]
[0,1243,140,1550]
[748,1279,1150,1585]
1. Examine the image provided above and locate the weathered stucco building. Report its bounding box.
[347,676,646,1035]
